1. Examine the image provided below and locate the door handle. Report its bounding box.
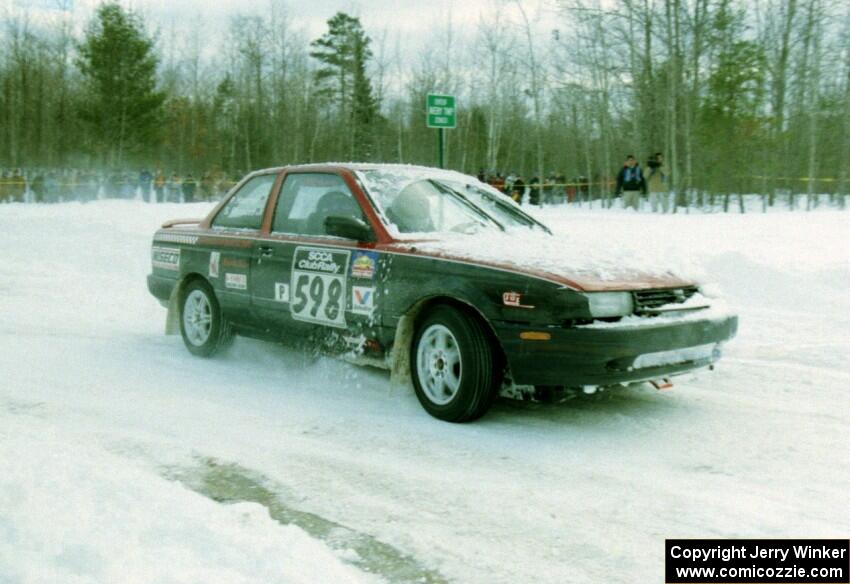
[258,245,274,258]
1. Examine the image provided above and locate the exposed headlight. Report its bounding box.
[586,292,634,317]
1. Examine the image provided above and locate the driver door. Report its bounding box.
[250,172,384,348]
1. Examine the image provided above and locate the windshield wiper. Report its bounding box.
[429,180,506,231]
[457,182,553,235]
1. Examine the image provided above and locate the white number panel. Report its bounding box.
[290,246,350,328]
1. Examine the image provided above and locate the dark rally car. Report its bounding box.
[147,164,737,422]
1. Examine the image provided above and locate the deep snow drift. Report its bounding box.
[1,200,848,584]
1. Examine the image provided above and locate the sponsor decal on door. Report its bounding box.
[222,257,249,268]
[290,246,351,328]
[209,251,220,278]
[351,286,375,315]
[225,272,247,290]
[274,282,289,303]
[350,251,378,279]
[152,246,181,271]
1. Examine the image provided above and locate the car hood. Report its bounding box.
[386,231,700,292]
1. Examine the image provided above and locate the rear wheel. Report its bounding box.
[179,279,233,357]
[411,305,498,422]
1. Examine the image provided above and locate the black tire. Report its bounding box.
[410,305,498,422]
[179,279,233,357]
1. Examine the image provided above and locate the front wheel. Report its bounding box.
[411,305,498,422]
[179,279,233,357]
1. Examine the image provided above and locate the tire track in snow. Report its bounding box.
[163,457,448,584]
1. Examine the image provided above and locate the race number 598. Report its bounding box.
[292,273,345,325]
[290,247,350,328]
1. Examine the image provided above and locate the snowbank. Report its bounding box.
[0,414,372,584]
[0,201,377,584]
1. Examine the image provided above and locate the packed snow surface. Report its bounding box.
[1,200,848,584]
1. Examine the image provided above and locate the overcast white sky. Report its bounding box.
[12,0,557,59]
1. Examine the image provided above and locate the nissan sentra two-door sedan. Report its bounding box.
[147,164,737,422]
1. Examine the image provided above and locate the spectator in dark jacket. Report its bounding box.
[139,169,153,203]
[200,172,214,200]
[646,152,671,213]
[166,173,181,202]
[31,173,45,203]
[182,174,197,203]
[512,176,525,204]
[154,170,166,203]
[615,155,646,210]
[529,175,541,206]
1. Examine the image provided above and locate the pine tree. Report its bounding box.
[310,12,378,160]
[76,3,164,167]
[702,1,765,198]
[351,35,378,160]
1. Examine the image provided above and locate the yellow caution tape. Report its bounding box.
[749,175,840,183]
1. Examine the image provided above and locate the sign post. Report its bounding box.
[426,93,456,169]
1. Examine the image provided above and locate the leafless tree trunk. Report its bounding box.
[516,1,545,191]
[838,17,850,208]
[804,0,822,210]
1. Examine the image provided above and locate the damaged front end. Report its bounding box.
[493,288,738,400]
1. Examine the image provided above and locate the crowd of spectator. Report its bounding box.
[477,169,592,206]
[3,166,598,207]
[2,159,668,212]
[0,168,241,204]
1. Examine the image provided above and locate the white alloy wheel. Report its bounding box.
[182,289,213,346]
[415,323,463,405]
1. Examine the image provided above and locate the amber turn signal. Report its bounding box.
[519,331,551,341]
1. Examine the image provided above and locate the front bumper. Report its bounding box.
[495,311,738,386]
[147,273,176,303]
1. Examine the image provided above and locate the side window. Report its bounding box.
[272,173,367,236]
[212,174,277,230]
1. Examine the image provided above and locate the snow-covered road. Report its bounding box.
[1,201,848,583]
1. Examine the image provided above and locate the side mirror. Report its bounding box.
[324,215,374,242]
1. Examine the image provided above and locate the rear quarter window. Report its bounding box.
[212,174,277,230]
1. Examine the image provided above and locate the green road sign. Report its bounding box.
[426,94,456,129]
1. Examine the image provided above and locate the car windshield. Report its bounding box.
[357,168,549,236]
[436,179,551,233]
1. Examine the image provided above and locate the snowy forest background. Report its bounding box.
[1,0,849,200]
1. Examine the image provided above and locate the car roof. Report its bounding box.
[250,163,473,177]
[245,163,540,227]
